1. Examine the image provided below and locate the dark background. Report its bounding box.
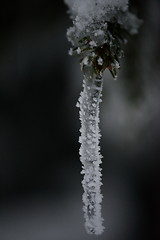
[0,0,159,239]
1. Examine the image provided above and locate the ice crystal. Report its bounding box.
[65,0,142,235]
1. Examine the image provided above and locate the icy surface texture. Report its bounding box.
[76,75,104,234]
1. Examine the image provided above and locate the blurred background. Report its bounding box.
[0,0,159,239]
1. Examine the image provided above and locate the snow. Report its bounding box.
[65,0,129,21]
[94,29,104,36]
[76,47,81,54]
[65,0,142,53]
[82,56,89,66]
[68,48,73,56]
[89,40,97,47]
[65,0,142,81]
[64,0,138,40]
[97,57,103,66]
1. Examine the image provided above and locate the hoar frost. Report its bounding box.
[65,0,142,235]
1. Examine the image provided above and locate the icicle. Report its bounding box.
[77,75,104,235]
[65,0,142,235]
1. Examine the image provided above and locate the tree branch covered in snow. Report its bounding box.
[66,0,142,79]
[65,0,142,235]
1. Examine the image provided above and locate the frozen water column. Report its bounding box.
[77,74,104,234]
[65,0,142,235]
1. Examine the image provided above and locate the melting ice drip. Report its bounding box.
[76,75,104,234]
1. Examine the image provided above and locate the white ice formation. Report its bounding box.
[65,0,142,235]
[77,75,104,235]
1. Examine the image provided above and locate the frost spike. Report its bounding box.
[77,75,104,235]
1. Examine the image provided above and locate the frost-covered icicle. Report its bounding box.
[77,75,104,235]
[65,0,142,235]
